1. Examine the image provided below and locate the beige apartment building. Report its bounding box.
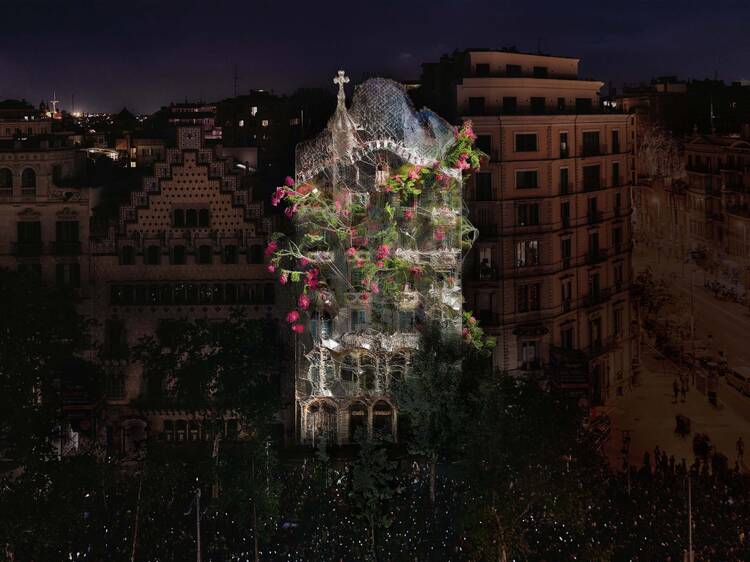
[426,49,636,404]
[89,126,278,459]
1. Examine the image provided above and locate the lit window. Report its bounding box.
[238,120,244,127]
[261,120,269,127]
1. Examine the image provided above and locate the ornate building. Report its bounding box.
[288,75,472,444]
[90,126,276,459]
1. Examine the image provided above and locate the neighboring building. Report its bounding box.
[152,101,221,140]
[618,77,689,137]
[683,134,750,278]
[89,126,277,460]
[114,132,167,168]
[424,49,637,404]
[0,99,55,139]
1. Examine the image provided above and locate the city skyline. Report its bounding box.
[2,0,750,113]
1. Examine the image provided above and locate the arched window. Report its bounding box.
[348,402,368,442]
[372,401,394,436]
[21,168,36,190]
[389,352,408,386]
[307,401,337,444]
[360,354,377,392]
[0,168,12,189]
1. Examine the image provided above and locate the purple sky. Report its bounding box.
[2,0,749,113]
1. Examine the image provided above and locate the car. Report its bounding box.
[727,367,750,395]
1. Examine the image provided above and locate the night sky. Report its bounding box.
[2,0,748,113]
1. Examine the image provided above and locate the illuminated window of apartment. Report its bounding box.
[261,120,269,127]
[515,240,539,267]
[516,170,538,189]
[560,132,569,158]
[517,283,541,312]
[479,247,494,280]
[515,133,537,152]
[520,341,540,370]
[516,203,539,226]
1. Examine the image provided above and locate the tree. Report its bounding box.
[638,123,685,181]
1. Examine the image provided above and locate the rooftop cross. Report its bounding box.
[333,70,349,106]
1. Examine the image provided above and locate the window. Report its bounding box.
[613,227,622,251]
[172,245,186,265]
[476,134,492,155]
[56,220,79,242]
[185,209,198,227]
[475,63,490,76]
[341,355,357,382]
[106,369,125,400]
[561,326,574,350]
[17,221,41,243]
[120,245,135,265]
[506,64,522,76]
[533,66,548,77]
[615,192,622,212]
[0,168,12,189]
[612,130,621,153]
[475,172,492,200]
[21,168,36,190]
[372,401,393,435]
[517,283,541,312]
[516,203,539,226]
[479,247,494,280]
[197,245,212,264]
[56,263,80,288]
[614,308,623,336]
[249,244,264,264]
[516,170,538,189]
[583,165,601,191]
[515,133,537,152]
[502,97,517,114]
[575,98,593,113]
[145,245,161,265]
[399,310,415,332]
[560,167,569,194]
[173,209,185,227]
[560,132,569,158]
[198,209,210,228]
[614,262,624,288]
[588,272,601,296]
[18,262,41,277]
[351,309,366,331]
[515,240,539,267]
[530,97,546,114]
[561,238,572,261]
[223,245,238,264]
[468,97,485,115]
[612,162,621,186]
[561,202,570,227]
[561,278,572,304]
[557,97,566,112]
[588,231,600,256]
[582,132,600,156]
[349,402,368,441]
[520,341,540,370]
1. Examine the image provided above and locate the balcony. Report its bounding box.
[581,145,602,157]
[582,287,612,308]
[559,183,571,196]
[477,223,499,237]
[50,241,82,255]
[587,210,604,224]
[586,248,609,265]
[583,177,605,193]
[13,241,43,257]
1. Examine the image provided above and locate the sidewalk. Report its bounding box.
[605,342,750,471]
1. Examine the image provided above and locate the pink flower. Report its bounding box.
[462,327,470,338]
[355,258,365,268]
[360,293,369,302]
[299,257,310,268]
[346,246,357,257]
[264,241,278,257]
[284,176,295,187]
[362,278,370,287]
[376,260,385,268]
[376,244,390,260]
[404,209,414,220]
[469,316,477,325]
[434,229,445,242]
[286,310,300,323]
[271,186,286,207]
[407,165,422,180]
[267,264,276,273]
[284,204,299,218]
[370,282,380,294]
[291,323,305,334]
[463,125,477,140]
[335,200,342,211]
[279,273,288,285]
[298,294,311,310]
[410,266,422,276]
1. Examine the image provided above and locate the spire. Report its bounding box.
[329,69,357,159]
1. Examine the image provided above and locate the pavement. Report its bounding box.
[603,245,750,471]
